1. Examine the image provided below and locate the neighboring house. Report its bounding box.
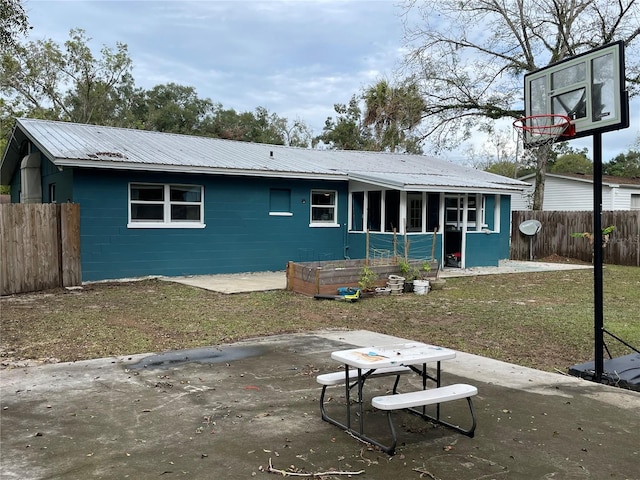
[512,172,640,211]
[1,118,527,282]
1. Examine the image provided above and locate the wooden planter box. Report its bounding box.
[286,259,401,296]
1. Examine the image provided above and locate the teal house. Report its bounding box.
[1,119,527,282]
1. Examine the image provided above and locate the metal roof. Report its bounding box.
[519,172,640,188]
[2,118,528,192]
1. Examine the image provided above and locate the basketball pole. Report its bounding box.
[593,132,604,383]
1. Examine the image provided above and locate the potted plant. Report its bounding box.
[419,261,432,279]
[398,258,419,293]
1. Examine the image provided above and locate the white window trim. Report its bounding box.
[127,183,206,229]
[310,189,339,227]
[405,191,426,233]
[445,193,486,231]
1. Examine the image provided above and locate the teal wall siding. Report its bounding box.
[463,195,512,267]
[41,154,74,203]
[498,195,512,258]
[73,169,349,281]
[484,195,496,230]
[9,169,20,203]
[465,233,500,267]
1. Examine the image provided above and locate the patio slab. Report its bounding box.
[1,330,637,480]
[161,260,592,294]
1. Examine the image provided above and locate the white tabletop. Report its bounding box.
[331,342,456,369]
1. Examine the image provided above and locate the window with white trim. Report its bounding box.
[445,194,482,230]
[310,190,338,225]
[406,192,423,232]
[128,183,205,228]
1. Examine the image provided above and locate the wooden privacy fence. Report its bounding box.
[1,203,81,295]
[511,210,640,266]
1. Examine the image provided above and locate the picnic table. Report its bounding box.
[318,342,477,454]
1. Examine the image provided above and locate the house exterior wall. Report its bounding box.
[498,195,512,258]
[3,135,517,281]
[512,175,639,211]
[346,194,511,269]
[544,177,595,209]
[611,187,638,210]
[41,154,74,203]
[463,195,511,267]
[9,168,20,203]
[72,169,350,281]
[8,149,74,204]
[510,185,532,210]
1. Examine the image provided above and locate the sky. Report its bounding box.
[21,0,640,164]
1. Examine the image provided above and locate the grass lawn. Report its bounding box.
[1,265,638,372]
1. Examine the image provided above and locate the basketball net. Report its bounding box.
[513,114,575,149]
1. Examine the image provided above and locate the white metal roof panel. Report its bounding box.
[7,119,528,192]
[348,172,525,192]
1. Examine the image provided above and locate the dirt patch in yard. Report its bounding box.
[2,265,638,373]
[538,254,589,263]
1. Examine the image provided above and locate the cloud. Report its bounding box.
[21,0,639,159]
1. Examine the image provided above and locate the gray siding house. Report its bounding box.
[512,173,640,211]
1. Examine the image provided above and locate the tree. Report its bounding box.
[362,79,425,153]
[470,126,540,178]
[603,150,640,177]
[402,0,640,208]
[141,83,216,134]
[317,83,425,153]
[314,95,372,150]
[1,29,136,126]
[483,160,523,178]
[1,28,312,147]
[202,105,311,146]
[1,0,29,49]
[243,106,287,145]
[551,154,593,174]
[276,117,313,148]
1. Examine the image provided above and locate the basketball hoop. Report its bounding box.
[513,114,575,148]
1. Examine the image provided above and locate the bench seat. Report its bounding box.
[372,383,477,410]
[316,366,412,386]
[370,383,478,454]
[317,366,412,430]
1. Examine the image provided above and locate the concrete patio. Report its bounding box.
[1,330,637,480]
[161,259,593,294]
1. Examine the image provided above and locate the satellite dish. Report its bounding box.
[519,219,542,236]
[519,220,542,261]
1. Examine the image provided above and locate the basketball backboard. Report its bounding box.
[522,41,629,146]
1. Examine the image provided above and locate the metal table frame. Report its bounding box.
[322,342,457,452]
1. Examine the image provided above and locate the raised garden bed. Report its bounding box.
[286,259,438,296]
